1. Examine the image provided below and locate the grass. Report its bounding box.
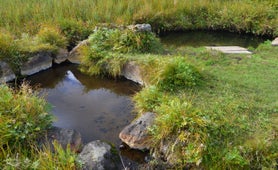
[79,28,277,169]
[0,0,277,37]
[0,84,80,169]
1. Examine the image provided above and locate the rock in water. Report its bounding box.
[54,48,69,64]
[121,61,144,85]
[272,37,278,46]
[78,140,120,170]
[20,51,52,76]
[0,61,15,83]
[68,39,89,64]
[45,126,82,152]
[119,112,156,150]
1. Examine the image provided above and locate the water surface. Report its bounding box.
[161,30,268,48]
[27,63,140,144]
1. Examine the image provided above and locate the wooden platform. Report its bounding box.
[206,46,252,54]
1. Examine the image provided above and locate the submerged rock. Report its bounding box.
[0,61,15,83]
[54,48,69,64]
[272,37,278,46]
[21,51,52,76]
[68,39,89,64]
[121,61,144,85]
[127,24,152,32]
[78,140,120,170]
[119,112,156,150]
[44,126,82,152]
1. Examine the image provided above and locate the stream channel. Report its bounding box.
[25,31,268,166]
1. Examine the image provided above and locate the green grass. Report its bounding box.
[0,0,277,37]
[0,84,79,169]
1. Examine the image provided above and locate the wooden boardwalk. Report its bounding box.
[206,46,252,54]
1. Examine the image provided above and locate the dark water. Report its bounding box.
[160,30,268,48]
[26,63,141,145]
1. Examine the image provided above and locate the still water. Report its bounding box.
[27,63,140,145]
[161,30,268,48]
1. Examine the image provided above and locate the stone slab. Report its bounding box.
[206,46,252,54]
[0,61,16,83]
[272,37,278,46]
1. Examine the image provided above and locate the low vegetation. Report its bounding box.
[0,84,79,169]
[80,28,277,169]
[0,0,277,169]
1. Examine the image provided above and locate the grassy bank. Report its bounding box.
[79,28,277,169]
[0,84,79,169]
[0,0,277,38]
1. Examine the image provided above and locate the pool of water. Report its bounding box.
[160,30,268,48]
[26,63,141,145]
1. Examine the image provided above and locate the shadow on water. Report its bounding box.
[160,30,269,48]
[25,63,148,166]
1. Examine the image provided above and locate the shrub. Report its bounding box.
[157,57,202,91]
[0,84,53,149]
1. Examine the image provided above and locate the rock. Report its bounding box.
[206,46,252,54]
[45,126,82,152]
[68,40,89,64]
[121,61,144,85]
[0,61,16,83]
[21,51,52,76]
[54,48,69,64]
[272,37,278,46]
[78,140,120,170]
[119,112,156,150]
[127,24,152,32]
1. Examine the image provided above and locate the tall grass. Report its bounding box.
[0,0,277,36]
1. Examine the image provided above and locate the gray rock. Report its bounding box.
[0,61,16,83]
[78,140,120,170]
[272,37,278,46]
[127,24,152,32]
[206,46,252,54]
[21,51,52,76]
[68,40,89,64]
[45,126,82,152]
[54,48,69,64]
[119,112,156,150]
[121,61,144,85]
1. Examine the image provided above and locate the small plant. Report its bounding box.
[0,83,53,149]
[37,25,68,49]
[157,57,202,91]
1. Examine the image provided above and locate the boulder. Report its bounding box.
[45,126,82,152]
[78,140,120,170]
[272,37,278,46]
[121,61,144,85]
[0,61,16,83]
[54,48,69,64]
[119,112,156,150]
[68,40,89,64]
[127,24,152,32]
[21,51,52,76]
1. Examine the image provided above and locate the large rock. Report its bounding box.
[45,126,82,152]
[78,140,120,170]
[21,51,52,76]
[119,112,156,150]
[68,40,89,64]
[272,37,278,46]
[121,61,144,85]
[53,48,69,64]
[0,61,16,83]
[127,24,152,32]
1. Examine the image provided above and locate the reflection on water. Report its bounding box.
[161,30,268,48]
[27,63,140,144]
